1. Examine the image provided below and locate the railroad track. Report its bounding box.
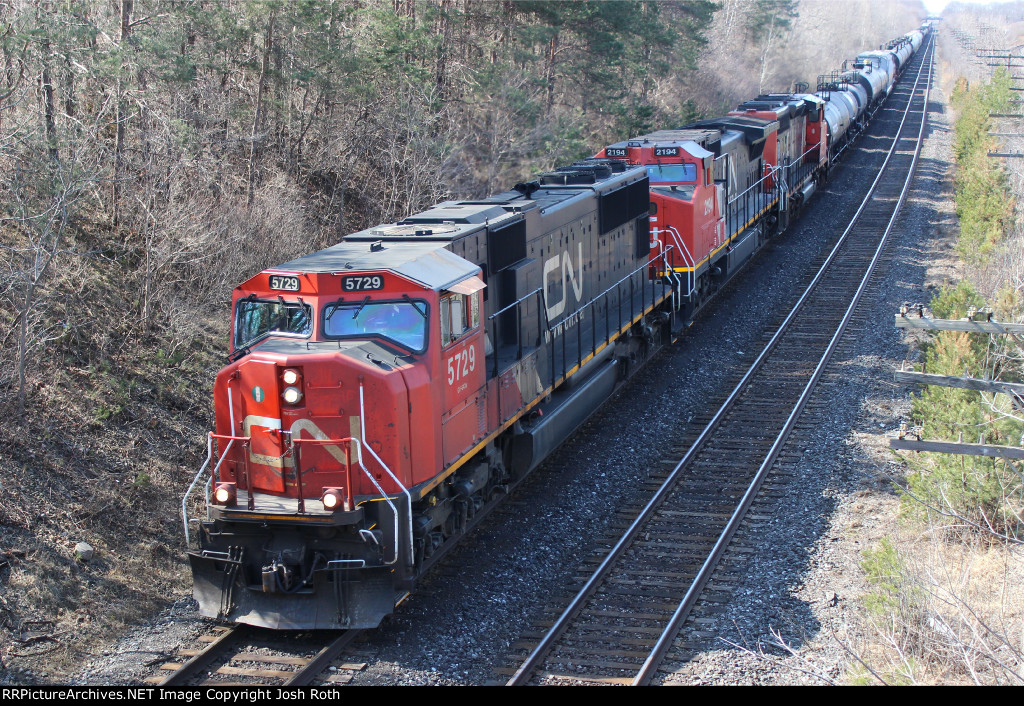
[500,36,935,687]
[150,624,366,686]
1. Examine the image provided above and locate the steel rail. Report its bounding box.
[505,36,934,687]
[284,630,362,686]
[158,624,247,686]
[633,39,934,686]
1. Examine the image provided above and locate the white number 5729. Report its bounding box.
[447,346,476,385]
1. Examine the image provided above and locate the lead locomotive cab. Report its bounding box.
[187,157,670,631]
[188,240,490,630]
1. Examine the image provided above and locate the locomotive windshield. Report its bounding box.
[646,163,697,184]
[234,298,312,349]
[323,299,428,353]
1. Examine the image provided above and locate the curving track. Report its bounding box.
[502,35,935,687]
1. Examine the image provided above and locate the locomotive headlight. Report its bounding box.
[321,487,347,511]
[282,386,303,405]
[282,368,300,385]
[213,482,237,506]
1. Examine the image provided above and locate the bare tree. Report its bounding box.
[247,5,276,207]
[2,149,96,415]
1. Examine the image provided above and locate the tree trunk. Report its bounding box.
[113,0,134,228]
[15,221,65,416]
[247,7,276,207]
[545,32,558,116]
[38,2,59,164]
[16,282,34,417]
[758,15,777,94]
[62,55,75,118]
[435,0,452,97]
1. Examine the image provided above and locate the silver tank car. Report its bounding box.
[905,30,923,53]
[839,72,871,115]
[848,63,886,105]
[818,92,853,145]
[856,50,895,93]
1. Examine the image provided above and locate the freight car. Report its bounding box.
[183,24,929,631]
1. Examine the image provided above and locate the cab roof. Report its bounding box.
[270,240,478,291]
[608,127,721,151]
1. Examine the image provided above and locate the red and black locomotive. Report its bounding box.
[187,160,672,629]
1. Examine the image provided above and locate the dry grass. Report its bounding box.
[852,526,1024,685]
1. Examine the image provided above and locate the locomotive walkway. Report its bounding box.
[501,35,935,686]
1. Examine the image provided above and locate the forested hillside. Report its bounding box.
[0,0,921,680]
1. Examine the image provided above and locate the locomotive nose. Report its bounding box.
[233,358,289,494]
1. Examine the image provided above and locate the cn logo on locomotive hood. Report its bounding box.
[543,243,584,320]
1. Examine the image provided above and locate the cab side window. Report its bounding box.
[440,292,480,347]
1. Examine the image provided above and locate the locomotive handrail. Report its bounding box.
[212,427,258,510]
[292,430,402,566]
[289,435,356,514]
[789,142,822,188]
[488,287,544,320]
[725,168,777,239]
[182,438,213,546]
[487,286,547,378]
[549,246,673,339]
[182,423,401,564]
[726,169,772,206]
[485,286,546,423]
[209,431,253,490]
[546,247,673,387]
[798,140,821,164]
[209,432,252,441]
[773,160,790,212]
[181,431,253,546]
[290,429,402,567]
[359,382,413,568]
[659,226,694,298]
[183,385,246,546]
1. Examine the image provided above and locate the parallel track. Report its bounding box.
[503,36,934,687]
